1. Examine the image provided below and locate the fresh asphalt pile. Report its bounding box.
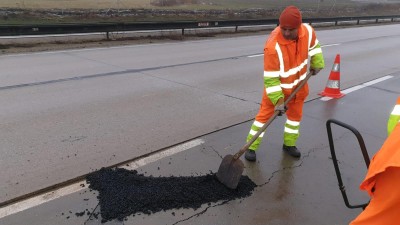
[86,167,256,222]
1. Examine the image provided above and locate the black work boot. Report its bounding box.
[282,145,301,158]
[244,149,256,162]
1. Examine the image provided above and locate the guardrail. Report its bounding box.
[0,15,399,38]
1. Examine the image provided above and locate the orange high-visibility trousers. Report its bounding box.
[255,91,304,123]
[247,90,305,150]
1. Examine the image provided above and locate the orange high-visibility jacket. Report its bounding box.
[263,23,324,105]
[247,23,324,149]
[350,123,400,225]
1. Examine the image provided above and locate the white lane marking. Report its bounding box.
[247,44,338,58]
[121,139,205,170]
[323,44,340,47]
[0,138,204,218]
[0,182,87,219]
[363,76,393,86]
[342,85,365,94]
[248,54,263,58]
[320,75,393,101]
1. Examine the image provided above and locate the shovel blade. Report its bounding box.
[216,154,244,189]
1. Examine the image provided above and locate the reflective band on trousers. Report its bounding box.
[253,120,265,127]
[284,127,299,134]
[286,119,300,126]
[249,129,265,137]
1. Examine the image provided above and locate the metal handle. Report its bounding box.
[326,119,370,209]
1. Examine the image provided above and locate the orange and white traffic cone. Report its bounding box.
[319,54,345,98]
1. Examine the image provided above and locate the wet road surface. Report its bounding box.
[1,72,398,225]
[2,24,400,207]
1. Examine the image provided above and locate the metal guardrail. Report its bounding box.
[0,15,399,38]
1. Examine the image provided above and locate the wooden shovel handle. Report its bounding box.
[233,72,312,160]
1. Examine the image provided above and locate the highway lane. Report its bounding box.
[2,72,399,225]
[1,24,400,205]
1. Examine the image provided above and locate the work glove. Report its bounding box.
[274,98,286,116]
[310,68,322,76]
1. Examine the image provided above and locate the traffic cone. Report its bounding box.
[319,54,345,98]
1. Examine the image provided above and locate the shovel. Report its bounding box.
[216,72,312,189]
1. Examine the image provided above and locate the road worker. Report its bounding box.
[350,96,400,225]
[244,5,325,161]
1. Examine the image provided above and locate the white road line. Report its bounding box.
[0,182,87,219]
[363,76,393,86]
[323,44,341,47]
[342,85,365,94]
[247,44,339,58]
[0,138,204,218]
[121,139,205,170]
[320,75,393,101]
[247,54,263,58]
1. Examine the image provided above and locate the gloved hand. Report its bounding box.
[274,98,286,116]
[310,68,322,76]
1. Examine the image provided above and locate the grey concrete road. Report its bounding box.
[1,72,399,225]
[1,24,400,224]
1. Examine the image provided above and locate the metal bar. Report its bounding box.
[0,15,399,36]
[326,119,370,209]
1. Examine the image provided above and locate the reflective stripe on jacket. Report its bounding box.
[263,23,324,105]
[387,97,400,136]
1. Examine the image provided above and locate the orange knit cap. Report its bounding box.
[279,6,302,29]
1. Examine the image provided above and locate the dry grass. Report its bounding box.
[1,0,400,10]
[0,0,361,10]
[0,0,152,9]
[1,0,400,25]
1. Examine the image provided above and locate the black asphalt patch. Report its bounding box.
[86,167,256,223]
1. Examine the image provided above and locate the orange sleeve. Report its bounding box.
[359,123,400,195]
[350,167,400,225]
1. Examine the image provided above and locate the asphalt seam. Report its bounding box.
[0,54,256,91]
